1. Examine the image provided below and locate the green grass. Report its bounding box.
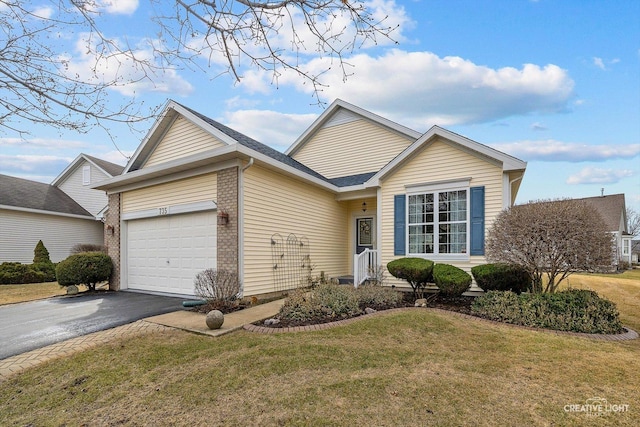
[1,274,639,426]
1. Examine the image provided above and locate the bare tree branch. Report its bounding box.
[0,0,397,138]
[486,199,614,293]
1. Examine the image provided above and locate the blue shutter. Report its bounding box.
[470,186,485,256]
[394,194,406,256]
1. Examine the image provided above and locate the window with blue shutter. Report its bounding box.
[394,194,406,255]
[470,186,485,256]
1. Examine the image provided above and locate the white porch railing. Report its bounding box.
[353,249,379,288]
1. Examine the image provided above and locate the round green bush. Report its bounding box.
[432,264,472,297]
[56,252,113,290]
[471,263,531,294]
[387,258,434,298]
[0,262,45,284]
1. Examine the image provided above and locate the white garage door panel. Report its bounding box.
[127,211,216,296]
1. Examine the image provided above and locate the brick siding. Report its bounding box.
[105,193,121,291]
[217,167,239,276]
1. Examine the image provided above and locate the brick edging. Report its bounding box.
[242,307,639,341]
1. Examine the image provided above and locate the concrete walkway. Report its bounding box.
[0,299,284,381]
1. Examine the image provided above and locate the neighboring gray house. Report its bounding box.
[580,193,633,266]
[0,154,123,263]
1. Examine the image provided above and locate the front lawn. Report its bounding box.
[1,274,638,426]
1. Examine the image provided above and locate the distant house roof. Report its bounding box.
[580,194,627,232]
[0,174,94,218]
[51,153,124,186]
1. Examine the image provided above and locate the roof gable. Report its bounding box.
[51,153,124,187]
[285,99,421,157]
[370,126,527,185]
[0,174,93,217]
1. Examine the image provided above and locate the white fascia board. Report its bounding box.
[123,101,239,174]
[51,153,85,186]
[368,126,527,186]
[93,145,239,192]
[122,200,217,220]
[285,99,421,156]
[335,188,378,201]
[123,100,177,174]
[171,102,238,146]
[0,204,97,221]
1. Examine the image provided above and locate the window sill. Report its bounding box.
[407,254,470,262]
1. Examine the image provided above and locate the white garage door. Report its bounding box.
[127,211,217,296]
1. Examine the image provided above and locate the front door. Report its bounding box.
[355,217,374,254]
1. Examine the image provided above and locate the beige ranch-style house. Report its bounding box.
[94,99,527,298]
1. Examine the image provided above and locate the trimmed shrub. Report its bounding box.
[32,262,57,282]
[471,263,531,294]
[387,258,434,298]
[70,243,107,255]
[278,283,404,323]
[356,283,403,309]
[471,289,623,334]
[56,252,113,291]
[433,264,472,297]
[279,289,323,321]
[194,269,241,311]
[0,262,45,284]
[33,240,52,264]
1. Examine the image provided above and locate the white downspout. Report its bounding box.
[237,158,254,298]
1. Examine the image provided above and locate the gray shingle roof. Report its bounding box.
[0,174,93,217]
[580,194,626,232]
[84,154,124,177]
[329,172,377,187]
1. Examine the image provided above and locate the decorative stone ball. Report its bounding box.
[66,285,79,295]
[206,310,224,329]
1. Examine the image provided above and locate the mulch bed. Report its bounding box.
[257,294,476,329]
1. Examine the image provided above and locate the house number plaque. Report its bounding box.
[158,207,168,215]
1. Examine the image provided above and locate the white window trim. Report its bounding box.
[406,182,470,262]
[82,165,91,186]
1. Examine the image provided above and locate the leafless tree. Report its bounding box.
[1,1,397,136]
[486,199,614,294]
[627,207,640,237]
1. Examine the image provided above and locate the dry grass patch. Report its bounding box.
[1,308,639,426]
[563,272,640,331]
[0,282,66,305]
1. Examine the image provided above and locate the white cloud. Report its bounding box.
[63,34,193,97]
[0,154,74,176]
[243,50,575,129]
[593,57,606,70]
[31,6,54,19]
[489,140,640,162]
[567,167,635,184]
[89,150,131,165]
[220,110,318,150]
[0,137,87,149]
[531,122,547,131]
[101,0,139,15]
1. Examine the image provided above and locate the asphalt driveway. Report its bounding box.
[0,291,187,360]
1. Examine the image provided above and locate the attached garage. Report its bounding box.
[125,210,217,296]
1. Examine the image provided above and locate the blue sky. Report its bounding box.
[1,0,639,214]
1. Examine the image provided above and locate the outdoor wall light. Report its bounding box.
[362,202,367,212]
[106,224,115,236]
[217,211,229,225]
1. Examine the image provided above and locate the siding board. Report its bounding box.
[291,119,413,179]
[0,209,103,263]
[57,160,110,216]
[380,138,504,288]
[122,173,217,213]
[242,166,349,296]
[144,116,226,168]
